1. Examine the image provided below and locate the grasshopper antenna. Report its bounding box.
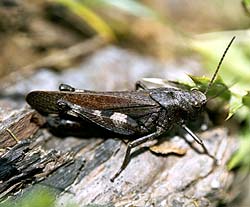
[204,36,236,95]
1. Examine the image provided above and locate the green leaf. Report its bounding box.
[227,94,243,120]
[228,126,250,170]
[243,0,250,5]
[242,91,250,107]
[189,75,231,101]
[188,75,210,91]
[0,187,56,207]
[226,86,248,120]
[54,0,116,41]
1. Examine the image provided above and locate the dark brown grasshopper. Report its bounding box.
[26,37,235,182]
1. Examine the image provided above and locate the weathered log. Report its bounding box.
[0,105,45,148]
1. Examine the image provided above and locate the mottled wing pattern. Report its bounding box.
[26,89,165,133]
[60,100,144,135]
[26,90,160,116]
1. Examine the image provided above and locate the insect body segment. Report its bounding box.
[149,88,207,121]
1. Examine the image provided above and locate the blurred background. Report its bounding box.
[1,0,250,206]
[0,0,249,78]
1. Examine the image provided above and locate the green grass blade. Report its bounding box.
[54,0,116,41]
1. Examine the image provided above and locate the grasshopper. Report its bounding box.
[26,37,235,181]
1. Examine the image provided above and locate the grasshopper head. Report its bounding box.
[190,89,207,109]
[180,89,207,120]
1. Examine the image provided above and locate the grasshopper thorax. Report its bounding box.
[150,87,207,121]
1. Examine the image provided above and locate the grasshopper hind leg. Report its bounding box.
[110,127,164,182]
